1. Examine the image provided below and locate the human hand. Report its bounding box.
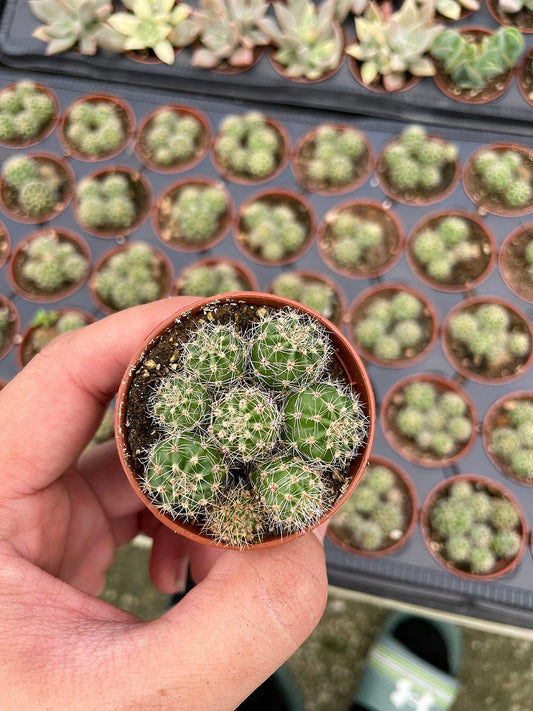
[0,297,327,710]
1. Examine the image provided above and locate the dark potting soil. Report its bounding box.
[500,226,533,303]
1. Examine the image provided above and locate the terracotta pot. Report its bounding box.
[432,28,515,104]
[347,282,438,369]
[136,104,212,174]
[0,221,10,270]
[318,199,402,279]
[0,153,75,224]
[9,228,91,303]
[235,189,316,266]
[153,177,233,252]
[347,54,422,93]
[74,166,152,239]
[90,242,174,315]
[486,0,533,33]
[267,269,346,328]
[420,474,526,580]
[211,115,290,185]
[0,295,19,362]
[482,391,533,487]
[463,143,533,217]
[59,94,136,162]
[441,296,533,384]
[174,256,259,296]
[499,224,533,303]
[115,292,376,549]
[518,48,533,106]
[17,308,95,368]
[0,82,60,149]
[376,136,460,207]
[291,124,373,195]
[406,210,495,293]
[380,373,477,468]
[327,455,418,557]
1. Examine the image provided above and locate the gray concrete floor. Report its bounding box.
[102,541,533,710]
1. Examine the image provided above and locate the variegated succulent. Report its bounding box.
[333,0,370,22]
[346,0,443,91]
[107,0,197,65]
[258,0,344,80]
[30,0,125,55]
[499,0,533,12]
[417,0,479,21]
[192,0,269,69]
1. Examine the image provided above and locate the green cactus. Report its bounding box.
[470,548,496,575]
[491,530,521,558]
[431,498,472,538]
[65,99,127,157]
[144,109,202,167]
[182,322,247,388]
[0,82,55,143]
[202,481,265,549]
[151,376,211,432]
[351,484,379,514]
[471,491,491,522]
[365,465,395,494]
[181,261,247,298]
[298,125,366,190]
[371,502,404,533]
[77,172,137,232]
[446,535,471,563]
[490,499,520,531]
[20,231,88,293]
[214,112,281,180]
[241,198,308,262]
[472,148,533,210]
[168,184,227,245]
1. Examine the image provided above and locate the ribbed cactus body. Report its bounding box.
[152,376,210,432]
[183,322,247,387]
[202,481,265,549]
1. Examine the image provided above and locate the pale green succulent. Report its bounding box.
[30,0,125,55]
[417,0,479,21]
[346,0,443,91]
[258,0,344,80]
[499,0,533,11]
[333,0,370,21]
[192,0,269,69]
[107,0,197,65]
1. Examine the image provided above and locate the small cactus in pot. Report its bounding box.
[116,294,374,549]
[18,307,93,367]
[176,258,256,297]
[269,271,344,325]
[0,81,58,148]
[483,393,533,485]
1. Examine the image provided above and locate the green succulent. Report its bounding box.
[202,481,265,549]
[488,399,533,482]
[299,126,366,190]
[2,155,66,217]
[240,198,308,262]
[0,82,55,143]
[76,171,137,231]
[271,273,336,321]
[215,112,282,180]
[65,99,127,157]
[472,149,532,210]
[143,109,202,167]
[166,184,228,245]
[180,261,248,297]
[327,209,383,270]
[20,231,88,294]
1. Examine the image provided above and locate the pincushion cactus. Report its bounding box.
[471,148,533,210]
[2,155,66,218]
[271,273,338,321]
[325,209,384,271]
[64,99,128,158]
[488,399,533,483]
[151,376,210,432]
[0,81,55,144]
[214,112,283,181]
[19,231,88,294]
[76,172,138,231]
[239,197,309,263]
[142,109,203,168]
[180,260,249,297]
[161,183,228,246]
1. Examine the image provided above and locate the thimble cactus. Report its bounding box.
[488,399,533,483]
[160,183,228,246]
[325,208,385,272]
[183,322,247,387]
[180,260,250,297]
[0,81,56,144]
[64,98,128,158]
[271,273,338,321]
[19,231,88,295]
[2,155,67,218]
[76,171,139,232]
[141,108,203,168]
[471,148,533,210]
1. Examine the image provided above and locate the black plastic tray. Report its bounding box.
[1,67,533,627]
[1,0,533,136]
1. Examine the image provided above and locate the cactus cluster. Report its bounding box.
[353,289,430,362]
[298,125,367,190]
[489,399,533,483]
[329,463,408,552]
[139,305,368,547]
[472,149,533,210]
[180,260,249,297]
[382,125,458,196]
[143,109,203,167]
[412,216,479,283]
[163,183,228,245]
[239,197,309,262]
[93,241,166,311]
[394,381,473,460]
[429,480,523,575]
[215,112,283,181]
[271,273,337,321]
[0,81,56,144]
[19,231,88,294]
[64,99,127,157]
[27,308,88,355]
[76,172,137,231]
[2,155,64,217]
[448,302,531,369]
[325,208,384,271]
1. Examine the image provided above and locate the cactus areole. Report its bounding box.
[116,292,375,549]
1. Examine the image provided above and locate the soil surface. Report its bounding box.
[500,226,533,303]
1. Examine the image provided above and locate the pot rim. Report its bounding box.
[0,295,20,362]
[498,222,533,303]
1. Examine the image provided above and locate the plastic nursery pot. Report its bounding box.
[463,143,533,217]
[135,105,212,174]
[211,115,290,185]
[327,455,418,557]
[318,199,403,279]
[291,124,373,196]
[0,295,20,362]
[347,283,438,369]
[0,221,10,269]
[420,474,526,580]
[17,308,95,369]
[499,224,533,303]
[0,153,75,224]
[89,242,174,315]
[380,373,477,468]
[486,0,533,33]
[59,94,136,162]
[406,210,495,293]
[347,54,422,94]
[235,189,316,267]
[0,82,60,149]
[519,48,533,107]
[114,292,376,549]
[267,270,346,328]
[173,256,259,296]
[432,28,515,104]
[8,228,91,303]
[74,166,153,239]
[376,137,459,207]
[482,391,533,486]
[153,178,233,253]
[442,296,533,384]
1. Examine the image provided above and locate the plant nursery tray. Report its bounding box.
[1,67,533,627]
[1,0,533,137]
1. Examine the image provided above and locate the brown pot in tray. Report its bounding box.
[486,0,533,33]
[347,54,422,94]
[0,221,10,270]
[174,256,259,297]
[0,295,19,362]
[0,82,60,149]
[518,48,533,105]
[499,224,533,303]
[267,270,346,327]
